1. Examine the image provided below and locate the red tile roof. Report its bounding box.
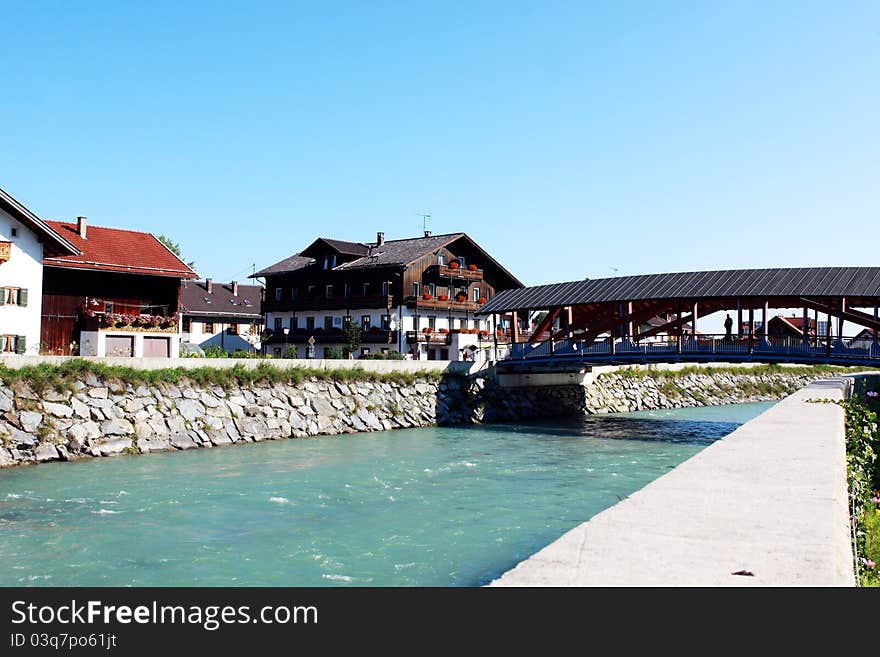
[43,221,198,278]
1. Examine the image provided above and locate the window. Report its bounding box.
[343,315,352,326]
[274,317,283,332]
[458,256,465,267]
[427,316,436,330]
[273,347,282,356]
[381,314,391,330]
[440,349,449,360]
[381,348,389,355]
[205,322,215,333]
[438,254,445,266]
[306,316,315,331]
[428,283,436,297]
[325,285,333,299]
[227,324,238,335]
[324,316,333,331]
[182,317,191,332]
[11,227,18,237]
[360,347,371,356]
[104,302,113,314]
[361,315,371,331]
[363,282,370,297]
[344,283,351,298]
[290,316,298,330]
[323,256,329,270]
[473,287,480,301]
[331,255,337,268]
[382,281,389,296]
[307,285,316,298]
[412,282,420,298]
[290,288,298,302]
[275,288,282,302]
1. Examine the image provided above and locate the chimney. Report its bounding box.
[232,280,239,297]
[377,231,385,246]
[77,216,87,239]
[206,278,213,294]
[424,230,432,237]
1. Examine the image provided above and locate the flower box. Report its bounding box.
[422,328,433,334]
[438,294,449,301]
[438,328,448,334]
[448,261,460,269]
[455,295,467,303]
[467,264,478,271]
[422,293,433,300]
[478,297,487,304]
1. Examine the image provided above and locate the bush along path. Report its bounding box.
[843,379,880,586]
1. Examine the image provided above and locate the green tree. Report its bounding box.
[158,235,196,270]
[342,322,362,357]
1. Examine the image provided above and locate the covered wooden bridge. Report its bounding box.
[476,267,880,368]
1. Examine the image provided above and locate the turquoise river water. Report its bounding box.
[0,402,772,587]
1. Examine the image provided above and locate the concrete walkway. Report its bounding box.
[490,379,855,586]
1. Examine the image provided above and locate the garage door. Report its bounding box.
[143,336,170,358]
[105,335,134,357]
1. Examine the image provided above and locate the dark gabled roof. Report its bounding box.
[180,280,263,318]
[478,267,880,315]
[252,253,314,278]
[334,233,465,270]
[45,220,198,278]
[0,186,80,257]
[314,238,371,257]
[251,232,523,289]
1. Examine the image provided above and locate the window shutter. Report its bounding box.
[15,335,26,354]
[0,289,5,306]
[18,289,27,307]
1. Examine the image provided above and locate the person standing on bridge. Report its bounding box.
[724,313,734,340]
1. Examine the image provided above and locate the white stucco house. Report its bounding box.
[0,187,79,355]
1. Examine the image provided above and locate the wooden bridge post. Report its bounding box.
[803,306,809,346]
[748,307,754,354]
[737,300,742,338]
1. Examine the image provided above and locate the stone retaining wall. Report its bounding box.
[453,369,824,423]
[0,374,454,467]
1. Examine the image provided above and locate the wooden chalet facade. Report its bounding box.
[253,231,522,360]
[41,217,198,357]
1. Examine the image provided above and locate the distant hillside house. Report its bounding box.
[42,218,198,357]
[180,279,264,353]
[253,231,523,361]
[0,187,80,355]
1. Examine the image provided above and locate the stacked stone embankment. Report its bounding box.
[0,373,457,467]
[459,369,824,423]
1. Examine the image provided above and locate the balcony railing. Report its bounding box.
[404,296,484,312]
[425,264,484,281]
[406,331,452,345]
[264,294,393,312]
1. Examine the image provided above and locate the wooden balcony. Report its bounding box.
[425,264,484,282]
[406,331,452,345]
[404,296,484,312]
[264,294,393,313]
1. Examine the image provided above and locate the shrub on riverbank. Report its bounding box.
[843,391,880,586]
[0,359,443,393]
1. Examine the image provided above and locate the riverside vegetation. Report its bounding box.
[842,378,880,586]
[0,359,859,470]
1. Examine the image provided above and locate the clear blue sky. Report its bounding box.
[1,1,877,288]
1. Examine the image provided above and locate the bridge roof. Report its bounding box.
[478,267,880,314]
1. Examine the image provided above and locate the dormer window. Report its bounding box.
[438,254,445,266]
[323,256,329,270]
[458,256,466,267]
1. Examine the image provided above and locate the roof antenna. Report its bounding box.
[609,266,619,277]
[417,213,432,237]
